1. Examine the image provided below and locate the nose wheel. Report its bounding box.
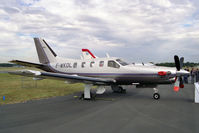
[153,88,160,100]
[153,93,160,100]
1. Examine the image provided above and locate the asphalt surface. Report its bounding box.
[0,84,199,133]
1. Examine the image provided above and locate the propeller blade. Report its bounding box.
[180,57,184,69]
[174,77,180,92]
[174,55,180,71]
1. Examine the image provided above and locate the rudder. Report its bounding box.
[34,38,57,64]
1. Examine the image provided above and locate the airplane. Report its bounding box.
[9,38,190,100]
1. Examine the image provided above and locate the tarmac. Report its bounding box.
[0,84,199,133]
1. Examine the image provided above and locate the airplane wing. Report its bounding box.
[8,70,116,85]
[10,60,45,69]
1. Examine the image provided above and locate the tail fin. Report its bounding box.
[34,38,57,64]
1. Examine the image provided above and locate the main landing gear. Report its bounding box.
[79,84,96,100]
[153,88,160,100]
[80,93,96,100]
[111,85,126,93]
[79,85,107,100]
[80,84,160,100]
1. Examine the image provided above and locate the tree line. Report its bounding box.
[155,62,199,67]
[0,63,21,67]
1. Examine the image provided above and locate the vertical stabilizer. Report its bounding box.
[34,38,57,64]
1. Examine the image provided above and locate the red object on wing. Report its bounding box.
[82,49,96,58]
[158,71,167,76]
[174,86,180,92]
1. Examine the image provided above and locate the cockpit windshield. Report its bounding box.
[116,59,129,66]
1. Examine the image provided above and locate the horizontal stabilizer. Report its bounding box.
[10,60,44,69]
[82,49,96,59]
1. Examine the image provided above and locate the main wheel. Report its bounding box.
[153,93,160,100]
[79,93,96,100]
[119,87,126,93]
[79,93,84,100]
[91,93,96,100]
[112,86,126,93]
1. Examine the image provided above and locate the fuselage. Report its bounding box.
[42,57,185,85]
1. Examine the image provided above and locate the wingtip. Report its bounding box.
[9,60,16,63]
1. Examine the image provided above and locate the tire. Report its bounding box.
[121,88,126,93]
[153,93,160,100]
[117,86,125,93]
[80,93,84,100]
[91,93,96,100]
[80,93,95,100]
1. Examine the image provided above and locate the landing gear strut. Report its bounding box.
[153,88,160,100]
[79,84,96,100]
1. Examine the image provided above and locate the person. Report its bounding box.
[183,68,189,83]
[191,68,195,84]
[196,69,199,82]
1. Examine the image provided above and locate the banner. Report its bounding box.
[194,82,199,103]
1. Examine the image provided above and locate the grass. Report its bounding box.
[0,67,84,105]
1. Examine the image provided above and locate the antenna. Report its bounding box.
[80,55,83,60]
[106,53,110,58]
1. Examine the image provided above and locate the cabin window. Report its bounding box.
[90,61,95,67]
[82,62,86,68]
[73,62,77,68]
[108,60,120,68]
[99,61,104,67]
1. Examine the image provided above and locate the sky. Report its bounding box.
[0,0,199,63]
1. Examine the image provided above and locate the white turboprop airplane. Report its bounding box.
[10,38,189,100]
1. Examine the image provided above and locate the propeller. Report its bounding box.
[174,55,180,71]
[174,55,184,92]
[180,57,184,69]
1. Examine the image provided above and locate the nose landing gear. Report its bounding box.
[153,88,160,100]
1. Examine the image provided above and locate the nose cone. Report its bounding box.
[181,69,190,75]
[176,69,190,76]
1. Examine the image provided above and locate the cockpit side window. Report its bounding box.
[116,59,128,66]
[108,60,120,68]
